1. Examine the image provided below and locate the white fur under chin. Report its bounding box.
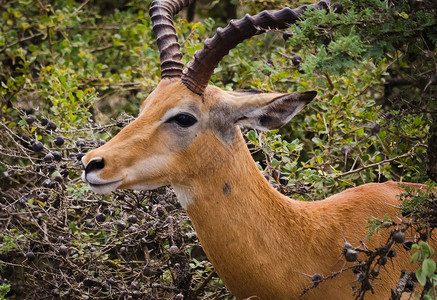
[82,171,122,194]
[89,181,122,194]
[172,184,195,210]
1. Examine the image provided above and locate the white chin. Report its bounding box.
[82,171,123,194]
[88,180,122,194]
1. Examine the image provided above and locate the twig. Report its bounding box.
[334,149,416,178]
[0,32,44,52]
[299,265,357,298]
[325,72,334,90]
[389,270,414,300]
[150,283,179,291]
[194,270,217,296]
[90,44,113,53]
[73,0,90,15]
[47,27,52,54]
[82,26,120,30]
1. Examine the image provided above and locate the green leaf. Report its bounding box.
[420,241,431,258]
[365,100,376,108]
[135,24,147,33]
[422,259,436,277]
[411,252,420,264]
[312,137,323,146]
[247,130,257,143]
[76,90,84,100]
[59,75,67,87]
[399,12,409,19]
[416,268,427,286]
[271,159,281,167]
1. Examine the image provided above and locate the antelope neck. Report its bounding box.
[182,131,312,285]
[185,129,308,233]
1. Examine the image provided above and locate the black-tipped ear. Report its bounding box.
[235,91,316,130]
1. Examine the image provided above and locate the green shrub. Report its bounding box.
[0,0,436,298]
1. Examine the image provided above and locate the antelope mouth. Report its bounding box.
[88,180,122,194]
[82,172,123,194]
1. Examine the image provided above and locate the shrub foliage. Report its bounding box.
[0,0,436,299]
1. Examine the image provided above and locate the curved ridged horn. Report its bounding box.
[149,0,195,78]
[181,1,330,95]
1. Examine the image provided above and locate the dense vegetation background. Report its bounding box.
[0,0,436,299]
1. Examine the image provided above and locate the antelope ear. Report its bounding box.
[232,91,317,130]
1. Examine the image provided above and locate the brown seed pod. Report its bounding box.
[345,249,358,262]
[96,213,106,223]
[25,115,35,125]
[46,121,57,131]
[392,231,405,244]
[31,141,44,152]
[169,245,179,254]
[311,273,323,286]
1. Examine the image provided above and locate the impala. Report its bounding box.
[82,1,431,299]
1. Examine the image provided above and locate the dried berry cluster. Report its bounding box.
[0,115,229,299]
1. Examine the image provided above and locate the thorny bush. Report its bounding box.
[1,0,437,299]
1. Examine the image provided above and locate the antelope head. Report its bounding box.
[81,3,427,298]
[82,0,327,204]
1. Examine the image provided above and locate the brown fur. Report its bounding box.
[83,79,433,299]
[185,130,427,299]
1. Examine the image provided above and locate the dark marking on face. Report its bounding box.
[209,102,237,143]
[223,183,231,195]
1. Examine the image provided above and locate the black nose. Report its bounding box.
[85,157,105,174]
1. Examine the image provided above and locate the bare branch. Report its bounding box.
[334,146,417,178]
[0,32,44,52]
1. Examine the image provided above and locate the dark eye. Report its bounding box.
[167,113,197,127]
